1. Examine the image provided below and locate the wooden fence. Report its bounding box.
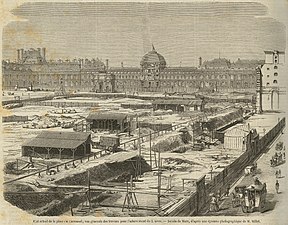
[25,101,99,108]
[164,117,285,216]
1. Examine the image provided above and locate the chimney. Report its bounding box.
[106,59,109,70]
[17,49,20,62]
[199,57,202,67]
[121,62,124,68]
[42,48,46,61]
[20,49,24,61]
[78,59,82,69]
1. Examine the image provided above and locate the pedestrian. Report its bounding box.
[210,193,219,212]
[216,190,221,202]
[225,186,230,197]
[275,180,280,194]
[275,170,279,178]
[283,152,286,159]
[278,169,281,178]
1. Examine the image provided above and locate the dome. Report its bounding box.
[140,45,166,70]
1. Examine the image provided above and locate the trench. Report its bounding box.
[4,156,151,216]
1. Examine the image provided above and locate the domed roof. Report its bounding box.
[140,45,166,69]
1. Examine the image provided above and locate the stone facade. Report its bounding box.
[2,47,262,93]
[259,50,286,111]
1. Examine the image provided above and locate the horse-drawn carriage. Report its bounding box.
[231,175,267,213]
[241,183,267,213]
[275,141,284,151]
[270,152,285,167]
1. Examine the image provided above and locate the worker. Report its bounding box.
[254,177,262,185]
[216,190,221,202]
[275,180,280,194]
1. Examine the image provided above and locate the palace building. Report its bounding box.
[2,47,263,94]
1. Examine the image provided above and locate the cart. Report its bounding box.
[244,163,257,176]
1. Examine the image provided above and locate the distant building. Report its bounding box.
[2,50,114,92]
[259,50,286,111]
[201,58,231,69]
[152,99,205,112]
[17,48,46,64]
[2,47,262,94]
[86,112,130,133]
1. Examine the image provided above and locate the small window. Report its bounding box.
[274,72,278,76]
[267,75,269,77]
[267,68,270,70]
[273,80,278,84]
[274,66,278,69]
[266,82,270,86]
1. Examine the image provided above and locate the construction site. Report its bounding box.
[2,89,285,217]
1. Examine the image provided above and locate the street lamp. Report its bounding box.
[210,165,213,180]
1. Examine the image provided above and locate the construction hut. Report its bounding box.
[152,99,204,112]
[86,112,130,133]
[224,124,250,151]
[22,131,91,159]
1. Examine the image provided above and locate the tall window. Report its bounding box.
[274,55,278,64]
[273,80,278,84]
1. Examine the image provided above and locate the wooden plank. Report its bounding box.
[39,183,176,196]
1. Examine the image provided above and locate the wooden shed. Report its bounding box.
[224,124,249,151]
[22,131,91,159]
[86,112,130,133]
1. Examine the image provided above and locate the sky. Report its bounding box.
[2,1,286,67]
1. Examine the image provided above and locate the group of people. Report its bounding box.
[209,190,222,212]
[274,142,286,194]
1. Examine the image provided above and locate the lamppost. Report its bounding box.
[210,165,213,180]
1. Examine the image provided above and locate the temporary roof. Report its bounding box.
[224,124,249,137]
[22,131,90,149]
[86,112,127,121]
[247,184,266,191]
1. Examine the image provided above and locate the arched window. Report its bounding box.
[273,80,278,84]
[274,66,278,69]
[274,72,278,76]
